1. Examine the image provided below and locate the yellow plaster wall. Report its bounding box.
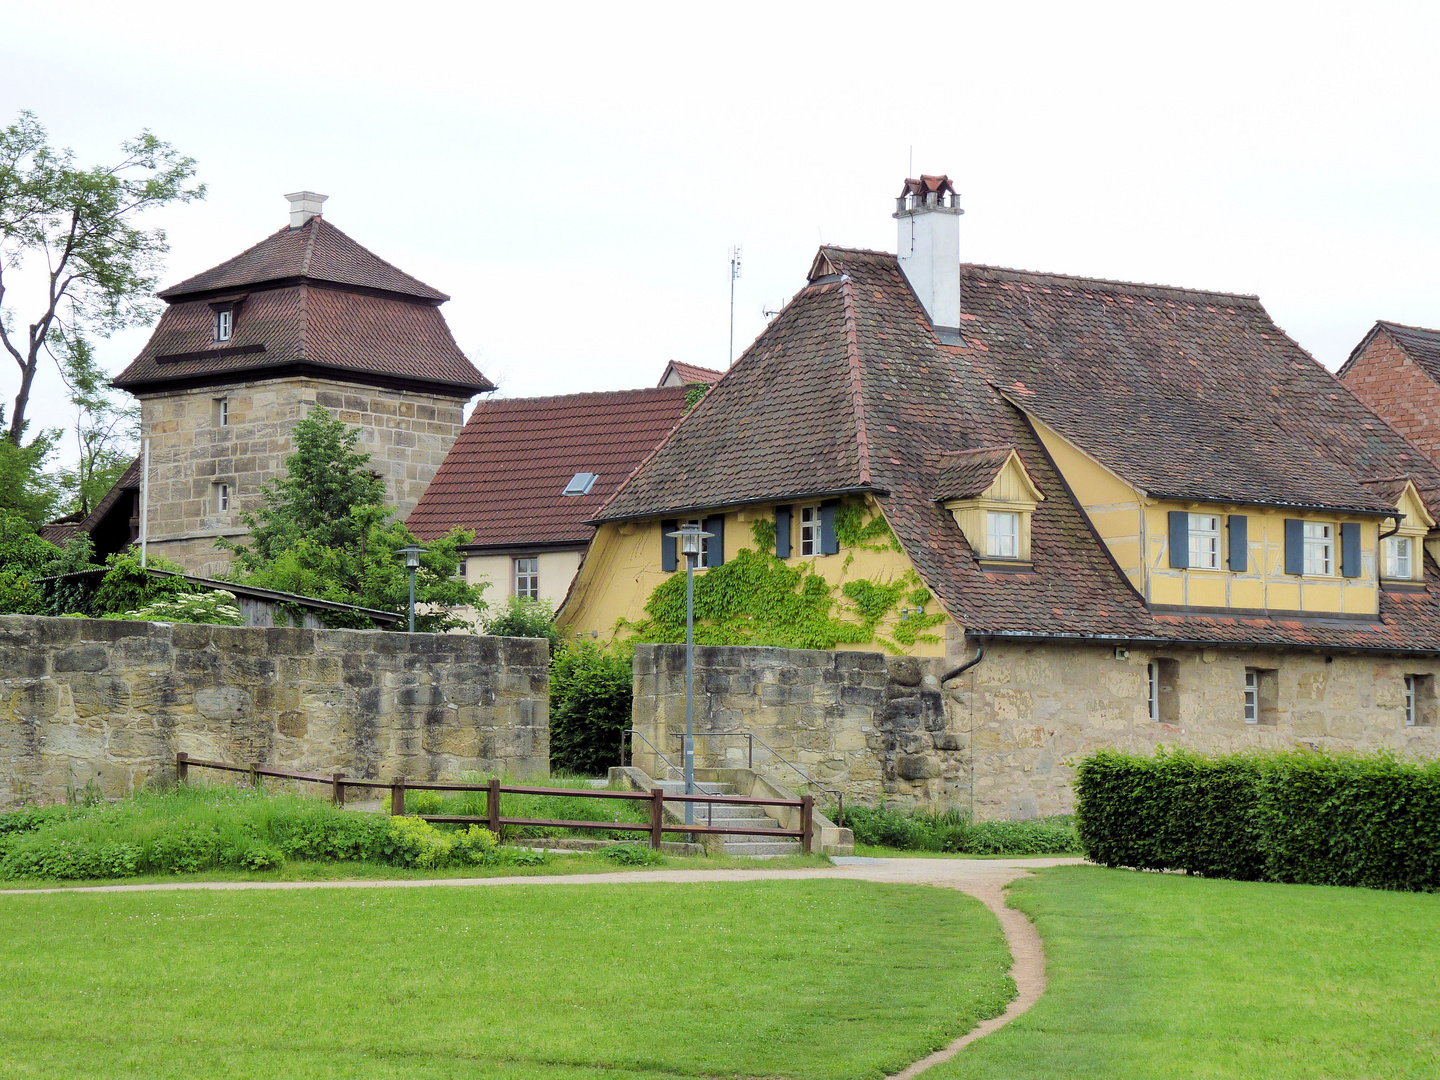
[1030,416,1382,616]
[557,497,948,656]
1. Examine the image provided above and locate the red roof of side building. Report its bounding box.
[406,386,693,549]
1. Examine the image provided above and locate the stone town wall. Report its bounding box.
[138,376,468,576]
[631,641,1440,820]
[0,616,548,809]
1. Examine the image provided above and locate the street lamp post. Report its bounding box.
[398,545,426,633]
[666,522,713,826]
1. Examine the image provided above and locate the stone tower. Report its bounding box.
[112,193,493,577]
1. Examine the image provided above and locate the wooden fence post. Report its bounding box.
[176,752,188,784]
[332,773,345,808]
[249,762,260,793]
[650,788,664,850]
[391,777,405,816]
[801,796,814,854]
[487,777,501,837]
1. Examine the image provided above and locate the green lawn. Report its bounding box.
[0,878,1013,1079]
[934,865,1440,1079]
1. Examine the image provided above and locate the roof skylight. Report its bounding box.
[562,472,599,496]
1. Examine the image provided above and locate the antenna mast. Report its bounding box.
[729,245,742,366]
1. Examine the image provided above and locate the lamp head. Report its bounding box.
[399,544,426,570]
[665,523,714,557]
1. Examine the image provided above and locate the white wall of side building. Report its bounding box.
[465,550,585,612]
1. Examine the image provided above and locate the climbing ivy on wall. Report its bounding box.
[623,500,946,653]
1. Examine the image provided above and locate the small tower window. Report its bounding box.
[216,308,233,342]
[214,483,231,513]
[216,398,229,427]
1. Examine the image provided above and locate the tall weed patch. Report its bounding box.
[1075,747,1440,891]
[843,803,1078,855]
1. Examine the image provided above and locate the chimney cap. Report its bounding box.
[284,190,328,228]
[899,175,957,199]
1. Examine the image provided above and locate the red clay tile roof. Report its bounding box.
[1340,320,1440,389]
[933,447,1020,501]
[406,386,693,548]
[595,245,1440,652]
[658,360,724,386]
[158,217,447,302]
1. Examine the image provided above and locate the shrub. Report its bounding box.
[114,590,244,626]
[843,803,1078,855]
[486,597,561,655]
[550,642,633,776]
[1074,747,1440,891]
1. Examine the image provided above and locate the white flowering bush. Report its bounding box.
[119,589,244,626]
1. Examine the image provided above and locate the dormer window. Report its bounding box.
[937,446,1043,566]
[1386,536,1412,579]
[216,308,233,342]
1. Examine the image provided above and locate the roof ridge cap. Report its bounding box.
[963,262,1262,304]
[311,218,450,302]
[479,385,690,407]
[1376,319,1440,335]
[300,216,320,278]
[839,275,872,485]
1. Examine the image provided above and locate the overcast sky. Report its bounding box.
[6,1,1440,465]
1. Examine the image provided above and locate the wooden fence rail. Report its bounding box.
[176,753,813,852]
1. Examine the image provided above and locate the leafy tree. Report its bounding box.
[53,336,137,517]
[0,508,61,612]
[485,597,562,655]
[0,111,203,445]
[0,413,58,524]
[222,407,485,631]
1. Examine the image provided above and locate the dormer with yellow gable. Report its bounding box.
[935,447,1043,567]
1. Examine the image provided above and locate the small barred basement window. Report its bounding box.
[1244,667,1279,725]
[1149,659,1180,723]
[1405,674,1435,726]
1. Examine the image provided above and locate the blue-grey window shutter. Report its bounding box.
[819,500,840,555]
[1168,511,1189,569]
[774,505,792,559]
[1227,515,1248,573]
[704,515,725,568]
[1341,522,1361,578]
[1284,519,1304,575]
[660,519,678,572]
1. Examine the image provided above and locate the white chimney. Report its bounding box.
[285,191,328,228]
[894,175,963,342]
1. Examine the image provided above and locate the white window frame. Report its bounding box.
[1405,674,1417,726]
[1244,668,1258,724]
[1385,536,1412,579]
[1147,662,1159,722]
[217,398,229,427]
[1303,522,1334,576]
[799,506,821,557]
[1188,513,1222,569]
[216,309,233,342]
[682,519,712,568]
[986,510,1020,559]
[215,483,231,513]
[514,557,539,600]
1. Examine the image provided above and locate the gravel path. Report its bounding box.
[0,855,1085,1075]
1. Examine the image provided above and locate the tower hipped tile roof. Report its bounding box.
[114,216,490,396]
[595,245,1440,653]
[407,386,693,548]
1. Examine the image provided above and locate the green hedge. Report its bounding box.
[1074,747,1440,891]
[842,804,1079,855]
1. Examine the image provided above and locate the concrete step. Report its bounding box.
[722,840,802,857]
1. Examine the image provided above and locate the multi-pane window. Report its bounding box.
[682,519,711,567]
[1385,536,1412,579]
[987,511,1020,559]
[217,398,229,427]
[1147,662,1159,722]
[1405,674,1417,726]
[214,483,231,513]
[216,309,233,342]
[799,506,821,557]
[514,557,539,600]
[1244,668,1259,723]
[1188,514,1221,569]
[1303,523,1334,576]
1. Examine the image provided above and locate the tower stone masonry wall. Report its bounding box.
[137,377,469,575]
[630,641,1440,820]
[0,616,548,809]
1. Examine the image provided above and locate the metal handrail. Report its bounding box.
[646,728,845,825]
[619,728,730,827]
